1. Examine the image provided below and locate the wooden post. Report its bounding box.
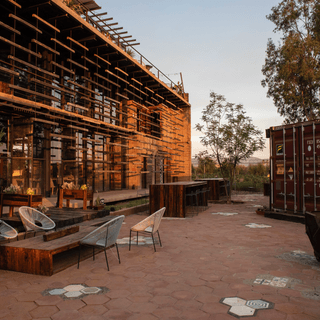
[83,190,87,210]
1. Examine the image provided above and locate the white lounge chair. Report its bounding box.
[78,215,125,271]
[0,220,18,240]
[129,207,166,252]
[18,206,55,235]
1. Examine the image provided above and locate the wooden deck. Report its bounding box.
[0,217,115,276]
[47,207,111,228]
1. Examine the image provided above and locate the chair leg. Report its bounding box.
[157,230,162,247]
[129,229,132,251]
[115,243,121,264]
[104,248,109,271]
[77,244,81,269]
[151,233,156,252]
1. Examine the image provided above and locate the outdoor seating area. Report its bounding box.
[129,207,166,252]
[19,206,56,235]
[78,215,125,271]
[0,192,319,319]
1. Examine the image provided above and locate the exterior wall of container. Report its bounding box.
[270,121,320,215]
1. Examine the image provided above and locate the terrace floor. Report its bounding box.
[0,192,319,320]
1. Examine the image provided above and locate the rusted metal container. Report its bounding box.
[268,121,320,215]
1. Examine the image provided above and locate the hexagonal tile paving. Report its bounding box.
[212,212,239,216]
[220,296,274,318]
[42,284,109,300]
[117,236,155,245]
[245,223,272,228]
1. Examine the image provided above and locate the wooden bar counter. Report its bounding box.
[195,178,229,200]
[149,181,207,218]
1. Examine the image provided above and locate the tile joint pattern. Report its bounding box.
[220,296,274,318]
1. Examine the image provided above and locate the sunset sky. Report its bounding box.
[102,0,284,158]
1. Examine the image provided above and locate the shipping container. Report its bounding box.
[268,121,320,215]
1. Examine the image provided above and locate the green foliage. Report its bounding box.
[234,164,269,192]
[194,150,218,177]
[104,198,149,211]
[195,92,265,201]
[262,0,320,123]
[0,127,5,146]
[126,48,136,58]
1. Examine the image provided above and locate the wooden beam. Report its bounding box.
[67,58,89,71]
[78,35,96,42]
[8,55,59,78]
[89,12,108,17]
[31,39,60,55]
[94,72,121,88]
[61,25,83,32]
[0,37,42,58]
[31,78,74,95]
[99,17,113,22]
[145,87,155,94]
[50,61,75,75]
[81,56,100,68]
[9,84,59,102]
[109,27,123,31]
[48,14,68,21]
[32,14,60,33]
[105,22,118,27]
[9,14,42,33]
[67,36,89,51]
[51,38,75,53]
[67,124,89,132]
[0,65,19,76]
[105,69,129,84]
[81,96,111,108]
[67,79,100,95]
[115,67,128,76]
[81,76,111,92]
[0,21,21,35]
[6,0,21,8]
[67,102,89,111]
[129,84,148,96]
[30,118,59,125]
[94,53,111,65]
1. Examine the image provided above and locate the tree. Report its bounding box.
[261,0,320,123]
[195,151,217,178]
[195,92,265,202]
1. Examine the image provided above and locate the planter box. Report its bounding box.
[0,193,43,217]
[58,189,93,210]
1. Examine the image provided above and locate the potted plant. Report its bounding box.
[1,184,43,217]
[93,193,104,210]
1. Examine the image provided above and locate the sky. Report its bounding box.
[100,0,285,159]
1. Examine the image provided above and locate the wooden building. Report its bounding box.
[0,0,191,197]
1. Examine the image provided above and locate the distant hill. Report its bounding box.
[192,157,269,168]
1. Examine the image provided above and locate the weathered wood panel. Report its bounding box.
[150,182,207,218]
[0,225,95,275]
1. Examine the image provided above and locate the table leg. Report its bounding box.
[83,191,87,210]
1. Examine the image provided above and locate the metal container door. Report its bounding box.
[302,123,320,213]
[271,126,299,212]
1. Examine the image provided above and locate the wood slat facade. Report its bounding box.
[0,0,191,197]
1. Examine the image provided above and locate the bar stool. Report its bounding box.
[186,190,199,216]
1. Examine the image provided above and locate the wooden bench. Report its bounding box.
[0,225,95,276]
